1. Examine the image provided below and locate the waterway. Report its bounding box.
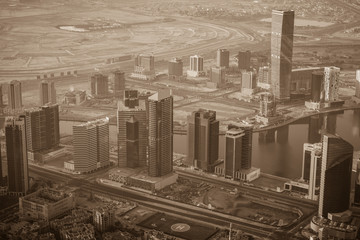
[58,109,360,180]
[172,109,360,179]
[2,109,358,180]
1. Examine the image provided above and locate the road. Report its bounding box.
[28,164,314,238]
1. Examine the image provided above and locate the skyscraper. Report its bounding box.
[148,89,173,177]
[216,49,229,68]
[258,66,271,84]
[117,90,147,168]
[113,70,125,98]
[259,92,276,117]
[132,54,156,80]
[25,104,60,153]
[0,84,4,107]
[5,116,28,195]
[308,115,322,143]
[302,143,322,201]
[241,71,256,89]
[355,160,360,205]
[168,58,183,80]
[311,71,324,102]
[73,118,109,173]
[187,55,204,77]
[39,80,56,105]
[270,10,295,101]
[134,54,155,74]
[224,125,253,180]
[90,73,108,96]
[0,144,2,186]
[324,66,340,102]
[210,66,226,87]
[318,134,353,218]
[237,51,251,70]
[187,109,219,172]
[8,80,23,110]
[355,69,360,98]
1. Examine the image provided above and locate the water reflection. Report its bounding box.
[174,109,360,179]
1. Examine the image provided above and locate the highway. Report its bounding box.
[175,170,318,233]
[28,165,310,238]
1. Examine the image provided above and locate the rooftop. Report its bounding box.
[75,117,109,128]
[148,89,172,101]
[292,67,322,72]
[109,167,176,183]
[25,104,58,113]
[23,188,70,204]
[93,202,118,214]
[226,128,245,136]
[272,10,295,14]
[117,99,146,111]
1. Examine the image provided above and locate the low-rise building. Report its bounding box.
[61,223,95,240]
[108,167,178,193]
[19,188,75,221]
[63,90,86,105]
[310,215,358,240]
[50,209,92,239]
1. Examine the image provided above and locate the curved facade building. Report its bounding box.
[318,134,353,218]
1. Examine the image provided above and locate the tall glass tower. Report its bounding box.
[271,10,295,101]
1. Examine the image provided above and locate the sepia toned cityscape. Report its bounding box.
[0,0,360,239]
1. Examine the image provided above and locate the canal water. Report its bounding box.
[2,109,359,180]
[171,109,360,179]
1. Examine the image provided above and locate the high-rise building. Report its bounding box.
[224,125,253,180]
[134,54,155,73]
[355,160,360,205]
[241,71,257,89]
[5,116,28,195]
[148,89,173,177]
[355,69,360,98]
[168,58,183,80]
[216,49,229,68]
[8,80,23,110]
[73,118,109,173]
[318,134,353,218]
[90,73,108,96]
[259,92,276,117]
[117,90,147,168]
[187,109,219,172]
[39,80,56,105]
[0,84,4,107]
[324,66,340,102]
[302,143,322,201]
[308,115,322,143]
[187,55,204,77]
[258,66,271,89]
[321,112,337,135]
[237,51,251,70]
[93,204,115,232]
[132,54,156,80]
[311,71,324,102]
[0,143,2,186]
[210,66,226,87]
[270,10,295,101]
[25,104,60,153]
[113,70,125,98]
[258,66,271,84]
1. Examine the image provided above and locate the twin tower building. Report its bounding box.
[117,89,173,177]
